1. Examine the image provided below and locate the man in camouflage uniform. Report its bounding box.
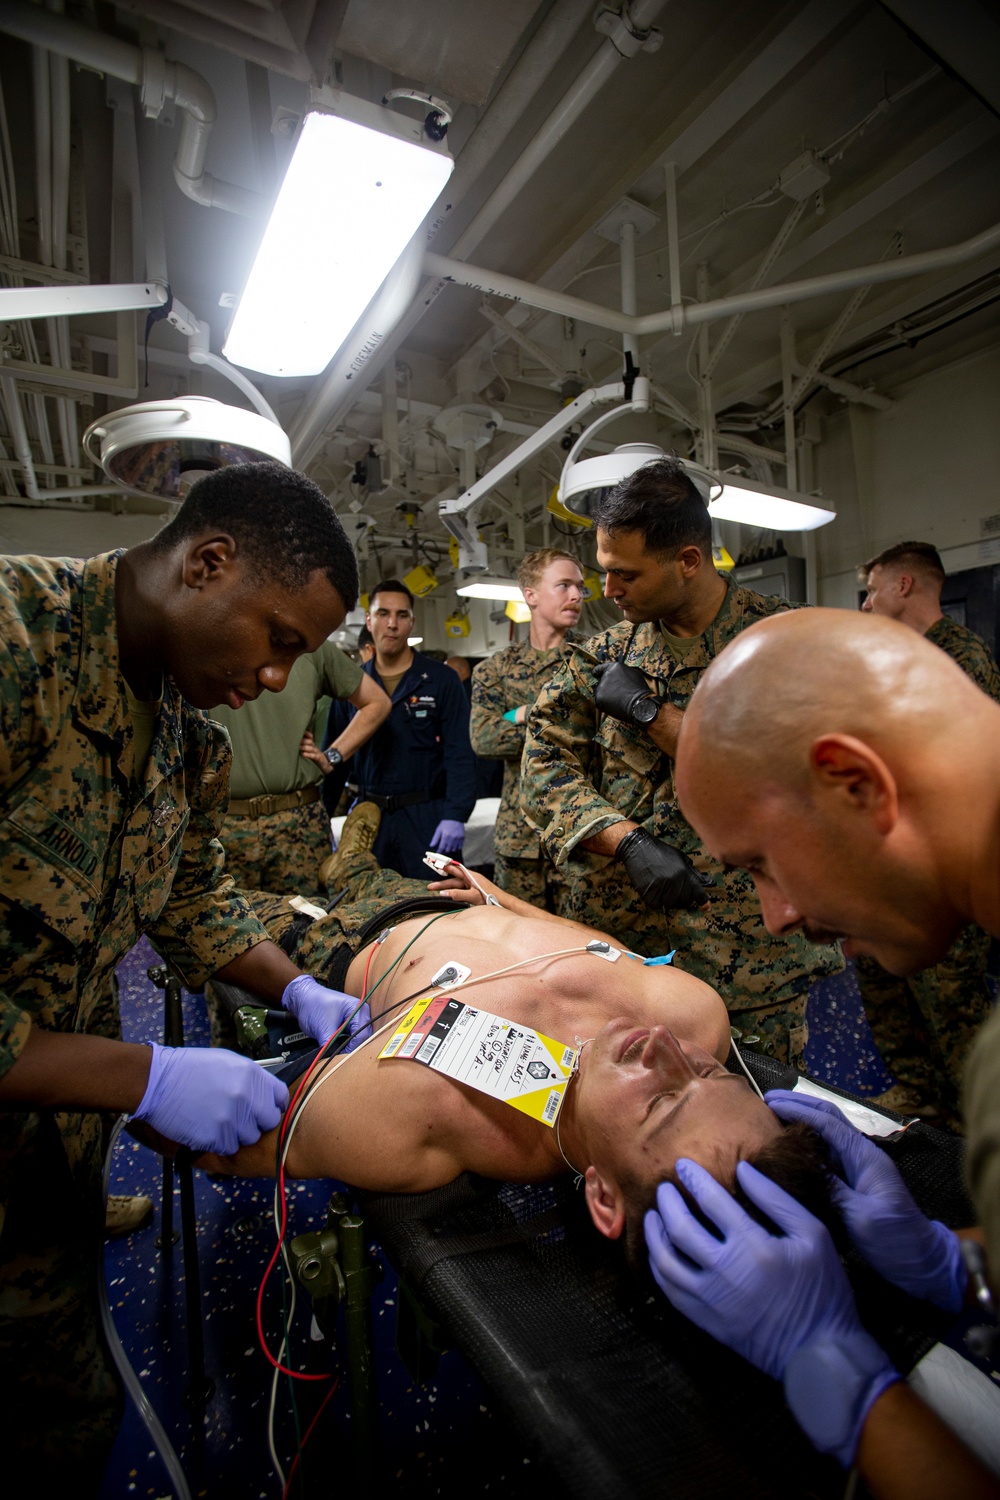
[471,549,585,910]
[522,459,842,1068]
[0,463,364,1490]
[857,540,1000,1126]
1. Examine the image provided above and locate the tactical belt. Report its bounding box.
[228,785,321,817]
[357,788,431,812]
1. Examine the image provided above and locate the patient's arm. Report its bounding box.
[427,862,599,935]
[858,1383,1000,1499]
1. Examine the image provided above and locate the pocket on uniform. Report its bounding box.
[0,795,100,943]
[131,807,190,924]
[593,720,663,779]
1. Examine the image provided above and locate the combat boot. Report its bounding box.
[320,801,382,891]
[105,1193,154,1238]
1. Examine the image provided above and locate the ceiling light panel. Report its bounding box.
[223,96,453,378]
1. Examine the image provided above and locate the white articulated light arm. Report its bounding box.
[438,376,651,548]
[168,298,281,426]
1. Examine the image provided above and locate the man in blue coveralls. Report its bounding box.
[320,579,477,877]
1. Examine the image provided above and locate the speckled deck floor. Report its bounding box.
[99,940,898,1499]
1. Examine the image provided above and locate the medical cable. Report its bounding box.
[100,1114,194,1500]
[729,1040,766,1099]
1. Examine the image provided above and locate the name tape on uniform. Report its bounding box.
[379,995,578,1127]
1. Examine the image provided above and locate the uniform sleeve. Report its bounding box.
[521,650,628,864]
[470,654,523,761]
[963,641,1000,703]
[146,720,270,989]
[318,641,363,701]
[436,668,478,822]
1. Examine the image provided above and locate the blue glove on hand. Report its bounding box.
[767,1089,967,1313]
[134,1043,289,1156]
[645,1158,898,1467]
[429,819,465,855]
[282,974,371,1051]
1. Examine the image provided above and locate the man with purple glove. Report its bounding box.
[643,605,1000,1496]
[322,579,477,878]
[0,463,366,1491]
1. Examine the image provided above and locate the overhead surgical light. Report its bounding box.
[559,441,835,532]
[559,442,717,519]
[223,91,454,378]
[455,574,525,602]
[82,396,291,501]
[709,475,836,532]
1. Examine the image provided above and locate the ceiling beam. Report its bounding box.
[535,0,863,294]
[880,0,1000,117]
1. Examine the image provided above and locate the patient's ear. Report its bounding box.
[584,1166,626,1240]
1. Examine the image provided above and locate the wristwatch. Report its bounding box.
[323,746,344,768]
[631,696,660,726]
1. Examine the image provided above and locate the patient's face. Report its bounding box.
[574,1020,781,1224]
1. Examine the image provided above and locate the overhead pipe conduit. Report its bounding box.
[0,0,266,217]
[424,219,1000,339]
[289,0,667,466]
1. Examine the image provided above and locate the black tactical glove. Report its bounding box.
[617,827,714,912]
[594,660,662,727]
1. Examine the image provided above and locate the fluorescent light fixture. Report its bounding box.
[710,476,836,532]
[82,396,290,500]
[455,574,525,602]
[223,94,453,377]
[407,636,423,646]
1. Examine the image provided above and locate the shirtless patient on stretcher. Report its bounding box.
[194,857,812,1248]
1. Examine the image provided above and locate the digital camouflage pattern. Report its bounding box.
[493,851,572,915]
[855,927,993,1125]
[855,616,1000,1122]
[470,633,580,861]
[219,800,333,898]
[243,849,434,979]
[521,576,843,1059]
[0,552,268,1473]
[925,614,1000,700]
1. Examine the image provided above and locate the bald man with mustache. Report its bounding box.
[643,609,1000,1500]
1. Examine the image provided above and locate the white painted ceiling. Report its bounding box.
[1,0,998,586]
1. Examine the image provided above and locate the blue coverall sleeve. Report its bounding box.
[436,668,478,822]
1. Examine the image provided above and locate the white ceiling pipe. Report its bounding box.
[448,0,667,261]
[425,218,1000,340]
[287,0,596,465]
[0,373,120,501]
[0,0,265,217]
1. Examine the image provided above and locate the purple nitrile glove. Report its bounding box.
[766,1088,967,1314]
[645,1158,898,1467]
[282,974,371,1052]
[133,1043,289,1156]
[429,819,465,856]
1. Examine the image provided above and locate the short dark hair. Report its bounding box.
[357,624,374,650]
[592,459,711,557]
[860,541,945,585]
[151,461,358,610]
[621,1120,842,1271]
[370,578,415,610]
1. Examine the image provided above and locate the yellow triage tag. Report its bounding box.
[379,995,578,1127]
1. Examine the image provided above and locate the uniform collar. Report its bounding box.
[626,573,740,678]
[75,550,129,741]
[74,549,187,789]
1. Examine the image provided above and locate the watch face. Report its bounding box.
[327,748,343,765]
[633,696,659,725]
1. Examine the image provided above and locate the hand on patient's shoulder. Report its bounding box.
[133,1043,288,1157]
[767,1090,966,1313]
